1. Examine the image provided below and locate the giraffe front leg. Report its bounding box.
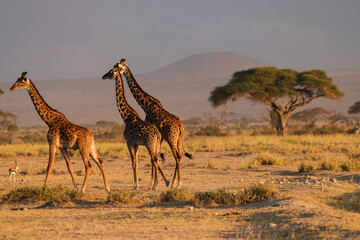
[60,148,78,191]
[128,145,139,191]
[44,145,57,187]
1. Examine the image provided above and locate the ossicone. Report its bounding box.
[21,72,27,77]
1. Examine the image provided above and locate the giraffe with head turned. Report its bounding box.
[10,72,110,193]
[102,62,170,190]
[117,59,192,188]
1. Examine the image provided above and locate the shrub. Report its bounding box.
[1,185,85,203]
[159,188,194,203]
[194,183,277,206]
[298,162,314,173]
[195,125,227,136]
[318,161,337,171]
[257,153,277,166]
[107,190,138,204]
[20,133,46,143]
[313,125,344,135]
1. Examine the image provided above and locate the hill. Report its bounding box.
[0,51,358,126]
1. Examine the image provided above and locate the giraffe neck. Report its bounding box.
[115,75,140,123]
[26,80,66,127]
[122,66,162,114]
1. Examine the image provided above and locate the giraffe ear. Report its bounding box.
[120,59,126,65]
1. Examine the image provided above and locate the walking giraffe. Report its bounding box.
[102,63,170,190]
[117,59,192,188]
[10,72,110,193]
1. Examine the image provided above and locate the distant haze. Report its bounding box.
[1,52,358,127]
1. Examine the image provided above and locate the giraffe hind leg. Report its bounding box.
[90,149,111,193]
[79,150,92,193]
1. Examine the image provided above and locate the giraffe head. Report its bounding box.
[10,72,30,91]
[102,60,126,80]
[117,58,127,74]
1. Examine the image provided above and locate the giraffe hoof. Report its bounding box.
[165,180,170,187]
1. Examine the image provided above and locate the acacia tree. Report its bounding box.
[209,67,343,135]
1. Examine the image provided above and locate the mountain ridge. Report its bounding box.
[1,51,358,127]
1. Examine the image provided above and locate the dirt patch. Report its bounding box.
[1,152,360,239]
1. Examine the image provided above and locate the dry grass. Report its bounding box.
[1,134,360,239]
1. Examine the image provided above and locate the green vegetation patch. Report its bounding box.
[1,185,85,203]
[160,183,277,206]
[159,188,194,203]
[194,183,277,206]
[107,190,138,204]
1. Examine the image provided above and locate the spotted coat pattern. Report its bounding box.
[10,72,110,193]
[102,65,170,190]
[119,60,191,188]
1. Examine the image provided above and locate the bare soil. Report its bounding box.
[1,152,360,239]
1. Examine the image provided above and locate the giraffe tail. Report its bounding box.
[160,153,166,165]
[179,124,193,160]
[184,152,193,160]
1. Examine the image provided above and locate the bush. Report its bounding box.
[257,153,277,165]
[159,188,194,203]
[1,185,85,203]
[298,162,314,173]
[20,133,46,143]
[318,161,337,171]
[107,190,138,204]
[195,125,227,136]
[194,183,277,206]
[313,125,344,135]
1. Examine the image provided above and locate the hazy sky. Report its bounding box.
[0,0,359,81]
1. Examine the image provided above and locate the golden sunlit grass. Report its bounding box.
[2,135,360,171]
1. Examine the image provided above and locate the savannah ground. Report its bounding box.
[1,135,360,239]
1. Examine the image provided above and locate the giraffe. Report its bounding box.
[102,64,170,190]
[10,72,110,193]
[117,59,192,188]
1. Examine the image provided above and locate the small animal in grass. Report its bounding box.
[9,161,19,183]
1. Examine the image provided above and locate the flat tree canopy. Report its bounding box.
[209,67,343,135]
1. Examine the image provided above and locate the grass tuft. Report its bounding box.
[1,185,85,203]
[203,160,216,169]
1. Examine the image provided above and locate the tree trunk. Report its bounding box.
[274,112,288,136]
